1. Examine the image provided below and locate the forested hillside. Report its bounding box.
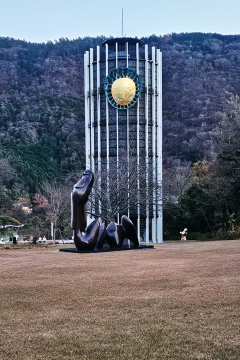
[1,33,240,239]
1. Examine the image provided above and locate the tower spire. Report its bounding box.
[122,8,123,37]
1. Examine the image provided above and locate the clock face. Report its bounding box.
[104,68,141,109]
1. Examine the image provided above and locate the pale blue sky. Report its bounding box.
[1,0,239,43]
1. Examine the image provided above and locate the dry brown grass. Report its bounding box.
[0,241,239,360]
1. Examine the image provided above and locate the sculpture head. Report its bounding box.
[73,169,94,200]
[71,169,95,233]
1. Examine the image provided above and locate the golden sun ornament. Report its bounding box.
[111,78,136,106]
[104,68,141,109]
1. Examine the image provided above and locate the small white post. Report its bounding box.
[51,222,54,245]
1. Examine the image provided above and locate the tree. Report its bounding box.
[87,153,161,225]
[40,182,71,240]
[0,184,12,213]
[212,96,240,230]
[24,215,47,239]
[163,161,192,203]
[0,158,16,186]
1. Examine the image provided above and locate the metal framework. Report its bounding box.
[84,38,163,243]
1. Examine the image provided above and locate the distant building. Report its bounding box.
[84,37,163,243]
[21,204,32,214]
[14,199,32,214]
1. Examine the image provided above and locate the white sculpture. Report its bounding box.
[180,228,187,241]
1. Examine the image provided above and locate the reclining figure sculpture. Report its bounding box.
[71,169,139,251]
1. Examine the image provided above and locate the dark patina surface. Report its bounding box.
[71,170,140,252]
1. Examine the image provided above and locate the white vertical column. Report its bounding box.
[105,44,110,225]
[152,47,157,243]
[116,42,118,163]
[97,45,101,214]
[90,48,94,173]
[126,42,130,222]
[157,49,163,243]
[106,44,109,171]
[145,44,149,243]
[84,51,90,170]
[84,51,91,226]
[116,42,118,69]
[105,44,109,208]
[116,42,119,224]
[136,42,140,242]
[126,42,130,247]
[90,48,94,221]
[97,45,101,161]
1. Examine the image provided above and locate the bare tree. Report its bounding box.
[215,95,240,168]
[41,182,71,241]
[163,161,192,204]
[87,153,161,224]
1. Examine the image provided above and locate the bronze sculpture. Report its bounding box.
[71,170,139,251]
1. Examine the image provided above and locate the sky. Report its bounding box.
[1,0,240,43]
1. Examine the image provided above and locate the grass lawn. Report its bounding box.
[0,240,239,359]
